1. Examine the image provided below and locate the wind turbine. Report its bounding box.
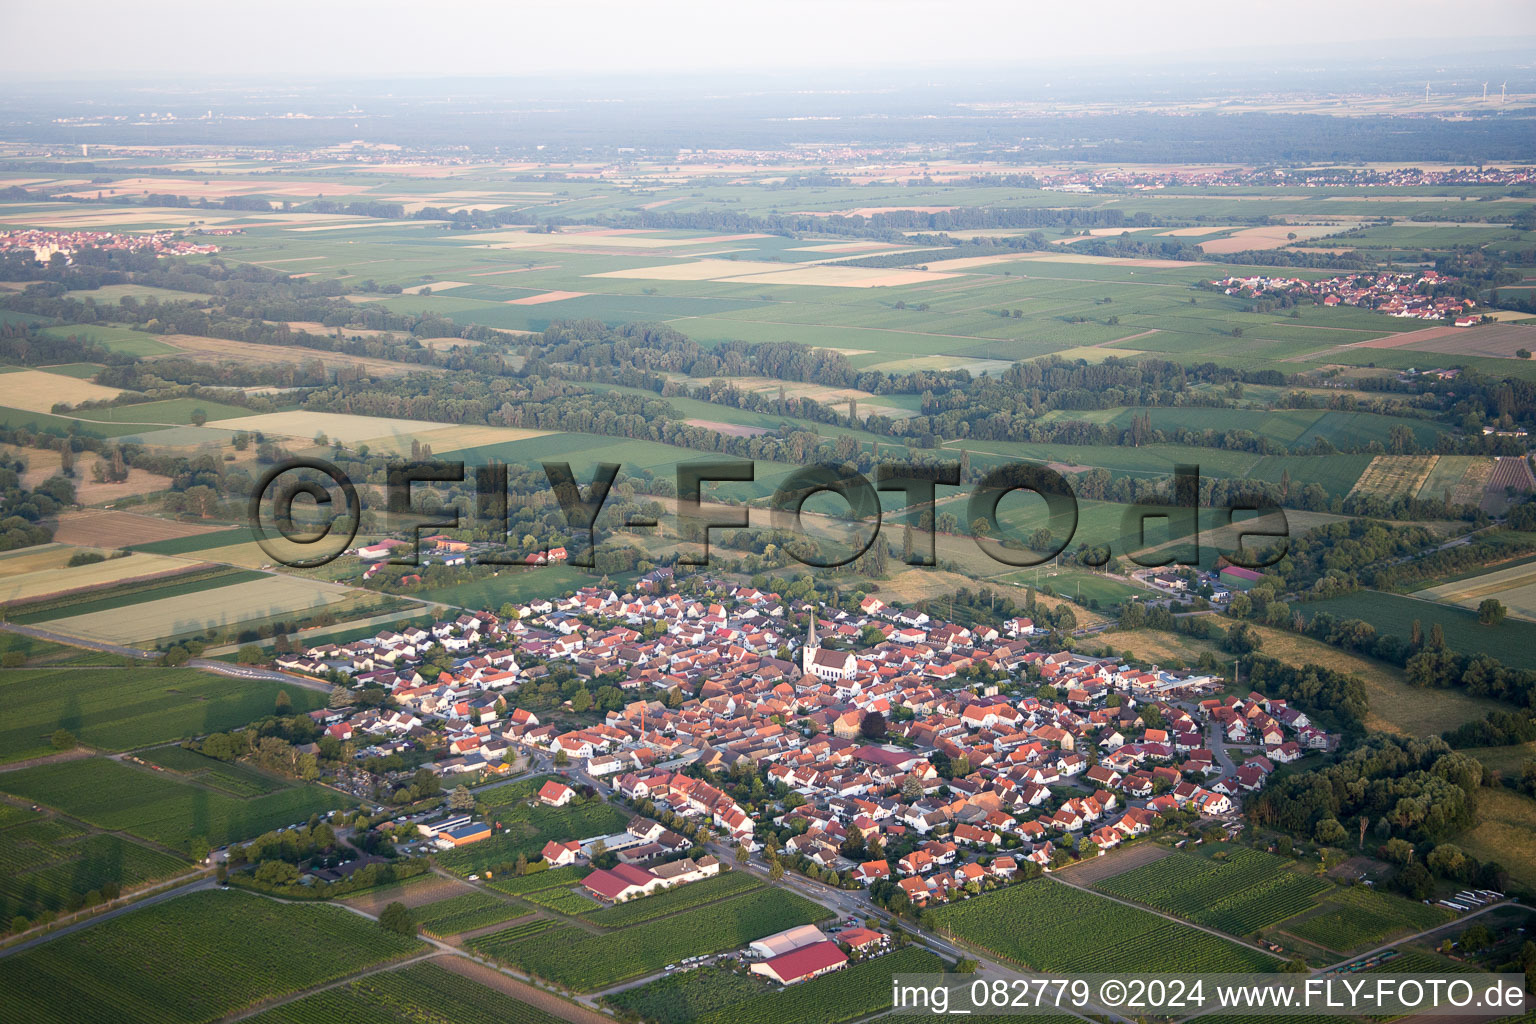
[1424,81,1431,104]
[1483,82,1489,100]
[1502,82,1507,103]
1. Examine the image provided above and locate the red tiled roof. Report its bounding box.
[758,940,848,983]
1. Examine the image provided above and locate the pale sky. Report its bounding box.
[3,0,1534,80]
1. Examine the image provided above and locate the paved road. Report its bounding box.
[0,621,155,660]
[189,659,333,693]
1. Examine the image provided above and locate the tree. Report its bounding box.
[1314,818,1348,846]
[236,644,264,665]
[1478,599,1507,626]
[859,710,888,740]
[378,901,415,936]
[735,843,749,864]
[449,785,476,811]
[190,408,208,427]
[769,859,785,881]
[275,689,292,715]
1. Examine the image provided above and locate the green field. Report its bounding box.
[413,891,526,935]
[1278,884,1455,954]
[1094,848,1332,936]
[0,888,423,1024]
[0,666,325,763]
[137,745,291,797]
[34,323,178,356]
[468,886,831,991]
[1301,591,1536,664]
[245,961,570,1024]
[925,877,1280,974]
[0,811,188,927]
[0,756,352,855]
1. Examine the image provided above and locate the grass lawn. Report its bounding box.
[1454,787,1536,890]
[1244,623,1506,737]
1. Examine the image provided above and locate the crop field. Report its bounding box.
[0,369,122,413]
[11,566,267,624]
[207,409,458,446]
[1094,848,1332,936]
[1348,455,1439,501]
[1417,559,1536,621]
[925,877,1280,974]
[1301,591,1536,664]
[605,964,776,1024]
[413,891,526,935]
[50,509,228,548]
[0,550,196,604]
[468,886,830,991]
[0,756,352,854]
[43,573,360,646]
[35,323,179,356]
[522,885,601,914]
[437,799,631,875]
[137,745,290,797]
[0,889,424,1024]
[0,813,187,926]
[582,871,763,926]
[245,961,571,1024]
[0,666,324,763]
[1278,885,1454,954]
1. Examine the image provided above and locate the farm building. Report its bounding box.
[542,839,582,866]
[436,822,492,848]
[1219,566,1264,591]
[582,863,664,903]
[749,940,849,985]
[750,924,829,958]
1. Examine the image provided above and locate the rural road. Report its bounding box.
[0,621,155,660]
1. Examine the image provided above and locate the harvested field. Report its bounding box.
[1347,455,1438,501]
[211,410,454,446]
[1159,225,1241,236]
[1009,252,1209,269]
[506,290,589,305]
[356,424,550,456]
[1417,560,1536,621]
[712,265,959,288]
[153,334,435,377]
[684,418,769,437]
[0,370,121,413]
[1197,224,1343,253]
[51,509,225,547]
[794,206,957,216]
[0,544,79,576]
[402,281,472,294]
[1350,323,1536,359]
[341,873,475,915]
[45,573,357,645]
[589,259,811,282]
[0,551,196,604]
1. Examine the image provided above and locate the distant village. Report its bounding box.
[0,228,222,263]
[1209,269,1482,325]
[276,572,1328,915]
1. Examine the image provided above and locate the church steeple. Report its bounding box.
[801,608,820,674]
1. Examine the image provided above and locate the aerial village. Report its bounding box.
[0,228,224,263]
[273,567,1330,950]
[1208,268,1483,324]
